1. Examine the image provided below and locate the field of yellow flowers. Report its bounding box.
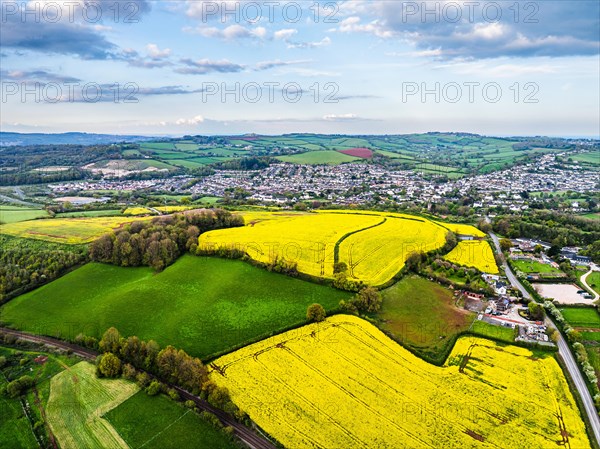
[444,240,499,274]
[199,212,383,278]
[210,315,589,449]
[0,216,153,244]
[200,211,450,283]
[339,215,447,285]
[435,221,486,237]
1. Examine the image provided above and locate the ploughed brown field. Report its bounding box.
[338,147,373,158]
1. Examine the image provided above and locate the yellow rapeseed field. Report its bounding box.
[237,210,311,224]
[435,221,486,237]
[200,210,452,283]
[154,205,195,213]
[444,240,499,273]
[339,215,447,285]
[0,216,153,244]
[210,315,590,449]
[123,207,153,215]
[199,213,382,277]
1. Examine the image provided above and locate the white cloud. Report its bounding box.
[176,58,245,75]
[184,24,267,40]
[337,16,393,38]
[412,48,443,57]
[470,23,506,40]
[175,115,205,125]
[323,113,358,121]
[254,59,310,70]
[287,36,331,49]
[146,43,171,59]
[274,28,297,40]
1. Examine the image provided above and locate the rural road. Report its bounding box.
[489,232,600,445]
[488,231,531,300]
[581,265,600,301]
[0,327,278,449]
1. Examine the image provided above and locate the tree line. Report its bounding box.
[90,209,244,271]
[87,327,247,423]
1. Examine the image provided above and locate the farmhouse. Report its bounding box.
[485,298,511,315]
[561,250,592,265]
[495,298,510,313]
[494,281,508,296]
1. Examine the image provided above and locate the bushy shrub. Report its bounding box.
[146,380,162,396]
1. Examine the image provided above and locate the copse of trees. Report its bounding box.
[92,327,246,422]
[340,287,382,314]
[4,375,35,398]
[96,328,204,395]
[528,302,545,321]
[307,303,326,322]
[90,209,244,271]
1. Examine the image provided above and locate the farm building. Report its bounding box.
[560,250,592,265]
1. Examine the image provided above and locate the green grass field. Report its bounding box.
[139,142,176,150]
[587,346,600,381]
[197,196,221,204]
[55,210,122,218]
[512,259,563,274]
[0,388,38,449]
[169,159,209,169]
[572,152,600,166]
[1,255,350,359]
[276,151,359,165]
[559,307,600,329]
[174,143,200,151]
[377,276,474,360]
[105,392,238,449]
[581,332,600,342]
[374,149,414,159]
[586,272,600,296]
[580,212,600,221]
[46,362,139,449]
[471,320,516,343]
[0,205,49,224]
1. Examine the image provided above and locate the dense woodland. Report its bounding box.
[0,168,89,186]
[90,209,244,271]
[0,144,120,169]
[0,236,87,302]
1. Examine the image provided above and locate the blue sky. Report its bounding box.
[1,0,599,136]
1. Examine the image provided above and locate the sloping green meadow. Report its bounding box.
[1,255,349,359]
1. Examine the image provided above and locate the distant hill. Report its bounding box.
[0,132,155,147]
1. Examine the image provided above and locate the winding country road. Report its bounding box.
[489,232,600,445]
[581,266,600,301]
[0,328,277,449]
